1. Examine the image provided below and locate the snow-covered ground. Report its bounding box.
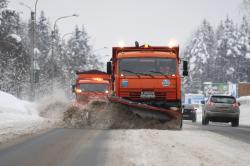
[105,128,250,166]
[0,91,61,144]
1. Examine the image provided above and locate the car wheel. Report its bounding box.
[202,116,205,125]
[202,117,209,125]
[192,116,196,123]
[205,118,209,125]
[232,118,239,127]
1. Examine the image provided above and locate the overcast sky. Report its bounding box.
[9,0,243,61]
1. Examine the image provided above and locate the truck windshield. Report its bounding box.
[79,83,108,92]
[119,58,176,75]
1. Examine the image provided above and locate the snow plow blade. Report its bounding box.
[108,96,181,121]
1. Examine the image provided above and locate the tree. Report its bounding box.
[215,17,240,83]
[0,5,30,97]
[184,20,215,93]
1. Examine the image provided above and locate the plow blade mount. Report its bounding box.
[108,96,181,122]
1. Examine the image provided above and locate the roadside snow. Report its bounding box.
[0,91,57,144]
[239,104,250,126]
[105,128,250,166]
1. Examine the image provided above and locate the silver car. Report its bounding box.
[202,95,240,127]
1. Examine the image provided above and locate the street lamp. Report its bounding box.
[20,0,39,101]
[51,14,79,92]
[62,32,74,42]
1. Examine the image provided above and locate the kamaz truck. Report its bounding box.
[72,70,110,105]
[107,42,188,128]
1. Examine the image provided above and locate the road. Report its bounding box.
[185,121,250,144]
[0,122,250,166]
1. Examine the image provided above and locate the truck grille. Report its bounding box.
[120,89,176,100]
[130,91,164,100]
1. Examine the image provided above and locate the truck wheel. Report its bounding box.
[232,118,239,127]
[176,115,183,130]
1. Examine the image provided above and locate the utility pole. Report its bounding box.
[20,0,40,101]
[30,11,35,100]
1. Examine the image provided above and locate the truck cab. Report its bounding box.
[72,70,110,105]
[107,43,188,115]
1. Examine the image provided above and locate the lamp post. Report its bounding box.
[51,14,79,92]
[20,0,39,101]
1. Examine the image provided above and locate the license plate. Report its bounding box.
[183,115,189,118]
[140,91,155,98]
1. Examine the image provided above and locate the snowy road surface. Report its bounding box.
[1,122,250,166]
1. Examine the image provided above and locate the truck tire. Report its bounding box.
[231,118,239,127]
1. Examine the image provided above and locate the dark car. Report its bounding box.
[182,104,197,122]
[202,95,240,127]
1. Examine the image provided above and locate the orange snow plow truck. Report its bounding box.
[72,70,110,105]
[107,42,188,128]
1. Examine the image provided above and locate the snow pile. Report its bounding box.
[240,104,250,126]
[237,96,250,105]
[0,91,48,143]
[0,91,39,119]
[63,101,181,129]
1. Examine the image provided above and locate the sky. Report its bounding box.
[9,0,243,62]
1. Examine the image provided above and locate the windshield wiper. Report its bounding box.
[122,69,141,78]
[138,72,154,78]
[148,70,169,78]
[122,70,155,78]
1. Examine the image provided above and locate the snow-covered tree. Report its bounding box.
[184,20,215,93]
[0,3,30,97]
[215,17,241,83]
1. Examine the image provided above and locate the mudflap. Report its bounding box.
[108,96,182,123]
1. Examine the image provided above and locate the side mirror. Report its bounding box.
[72,85,76,93]
[183,61,188,76]
[107,61,112,74]
[201,101,205,104]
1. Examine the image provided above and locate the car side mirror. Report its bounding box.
[201,101,205,104]
[107,61,112,74]
[72,84,76,93]
[183,61,188,76]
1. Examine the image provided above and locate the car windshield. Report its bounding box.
[210,96,236,104]
[119,58,176,75]
[79,83,108,92]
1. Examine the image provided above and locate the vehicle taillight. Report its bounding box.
[233,102,239,109]
[191,109,196,113]
[208,101,214,107]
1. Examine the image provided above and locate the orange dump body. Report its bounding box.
[74,70,110,105]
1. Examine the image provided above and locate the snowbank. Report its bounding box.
[240,104,250,126]
[0,91,38,117]
[237,96,250,105]
[0,91,55,144]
